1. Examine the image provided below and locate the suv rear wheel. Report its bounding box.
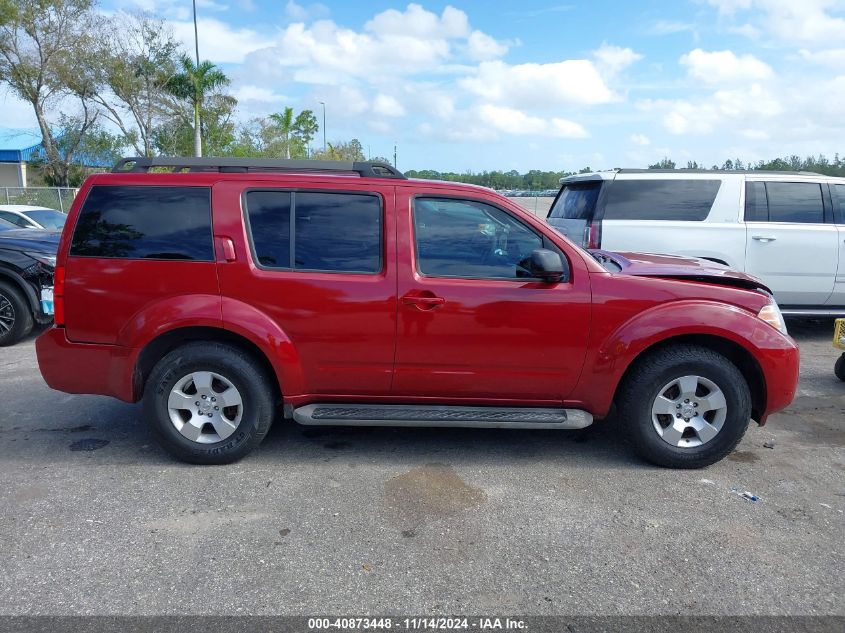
[617,345,751,468]
[0,281,34,347]
[143,342,275,464]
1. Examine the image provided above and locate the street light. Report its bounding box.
[318,101,326,153]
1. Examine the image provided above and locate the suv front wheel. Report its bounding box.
[143,342,275,464]
[617,345,751,468]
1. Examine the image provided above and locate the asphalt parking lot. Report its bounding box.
[0,320,842,616]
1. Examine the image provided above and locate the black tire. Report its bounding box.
[143,342,276,464]
[617,345,751,468]
[835,354,845,382]
[0,281,34,347]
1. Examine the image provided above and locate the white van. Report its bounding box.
[546,169,845,315]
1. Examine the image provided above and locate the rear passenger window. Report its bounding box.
[834,184,845,224]
[603,180,721,221]
[245,191,381,273]
[765,182,824,224]
[744,182,768,221]
[71,186,213,260]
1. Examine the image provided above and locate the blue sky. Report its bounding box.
[4,0,845,172]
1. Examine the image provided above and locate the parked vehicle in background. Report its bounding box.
[0,205,67,231]
[0,221,58,345]
[37,157,798,468]
[546,169,845,315]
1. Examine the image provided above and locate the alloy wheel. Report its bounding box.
[650,375,728,448]
[167,371,244,444]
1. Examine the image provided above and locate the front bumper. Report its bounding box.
[756,334,800,424]
[36,327,136,402]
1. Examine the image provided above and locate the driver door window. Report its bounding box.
[413,197,543,279]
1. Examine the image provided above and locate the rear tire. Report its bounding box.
[0,281,34,347]
[143,342,275,464]
[617,345,751,468]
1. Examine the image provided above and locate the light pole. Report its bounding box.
[192,0,201,157]
[319,101,326,153]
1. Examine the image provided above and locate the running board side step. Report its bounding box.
[292,404,593,429]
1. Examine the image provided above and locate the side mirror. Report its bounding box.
[528,249,568,283]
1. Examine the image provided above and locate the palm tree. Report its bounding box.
[269,107,294,159]
[165,54,230,157]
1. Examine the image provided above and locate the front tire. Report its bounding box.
[0,281,34,347]
[835,354,845,382]
[143,342,275,464]
[617,345,751,468]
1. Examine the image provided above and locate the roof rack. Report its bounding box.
[112,157,407,179]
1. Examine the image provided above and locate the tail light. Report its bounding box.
[587,220,602,249]
[53,266,65,327]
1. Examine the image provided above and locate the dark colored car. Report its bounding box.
[36,158,800,467]
[0,218,58,346]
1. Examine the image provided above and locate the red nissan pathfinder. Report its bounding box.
[36,158,799,467]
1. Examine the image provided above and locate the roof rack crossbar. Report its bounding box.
[112,157,407,179]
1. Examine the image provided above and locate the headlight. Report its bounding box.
[24,251,56,268]
[758,298,787,335]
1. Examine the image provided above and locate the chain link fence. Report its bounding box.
[1,187,78,213]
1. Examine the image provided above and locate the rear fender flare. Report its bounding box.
[220,296,305,397]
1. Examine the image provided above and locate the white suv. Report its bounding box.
[546,169,845,315]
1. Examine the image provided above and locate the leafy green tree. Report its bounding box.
[154,92,237,157]
[94,12,180,157]
[0,0,104,185]
[311,138,365,161]
[164,54,230,157]
[648,157,676,169]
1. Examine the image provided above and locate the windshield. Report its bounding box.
[23,209,66,230]
[548,182,601,220]
[0,218,17,231]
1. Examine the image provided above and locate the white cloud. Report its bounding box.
[680,48,773,85]
[372,94,406,117]
[233,85,287,103]
[650,20,696,35]
[642,83,782,135]
[364,4,469,39]
[244,4,504,84]
[466,30,509,61]
[170,18,272,63]
[592,43,643,77]
[285,1,330,21]
[477,105,588,138]
[630,133,650,146]
[799,47,845,67]
[460,60,614,107]
[707,0,753,15]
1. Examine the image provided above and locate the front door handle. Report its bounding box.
[401,291,446,310]
[752,235,777,242]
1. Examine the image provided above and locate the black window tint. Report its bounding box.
[765,182,824,223]
[414,197,542,279]
[245,191,381,273]
[835,184,845,223]
[245,191,291,268]
[0,211,30,227]
[548,182,601,219]
[294,193,381,272]
[745,181,768,221]
[603,180,720,221]
[71,186,213,260]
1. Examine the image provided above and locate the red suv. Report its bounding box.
[36,158,800,467]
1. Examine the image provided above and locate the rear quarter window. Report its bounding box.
[603,179,721,221]
[70,186,213,260]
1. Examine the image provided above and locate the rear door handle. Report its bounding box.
[401,292,446,310]
[752,235,777,242]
